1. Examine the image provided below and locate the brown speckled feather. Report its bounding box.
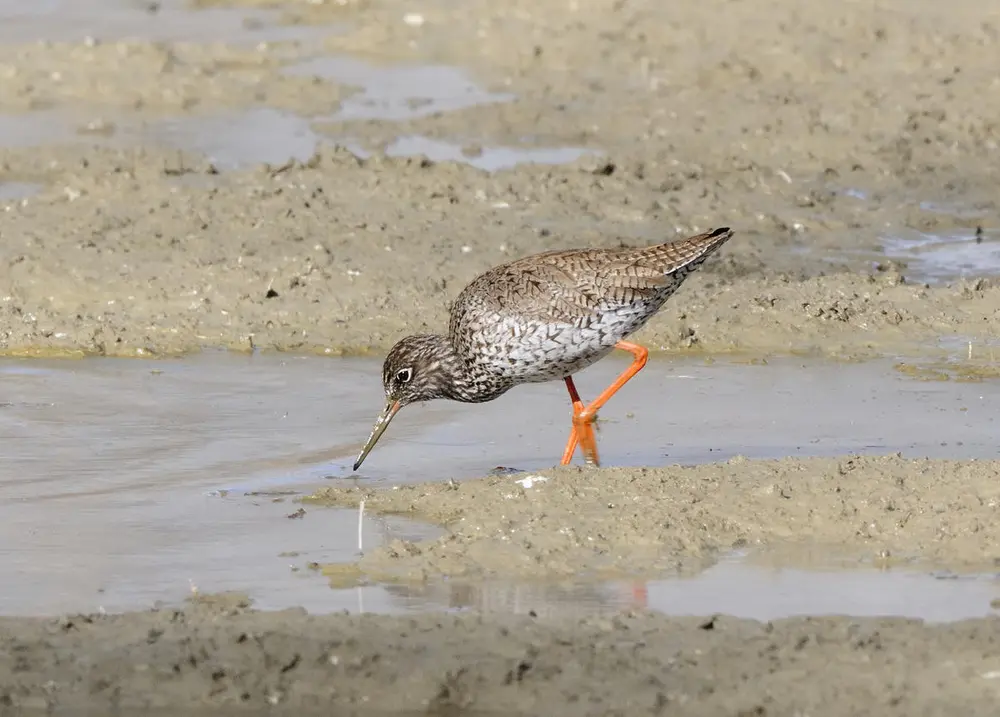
[454,227,733,327]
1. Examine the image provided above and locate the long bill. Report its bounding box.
[353,399,402,471]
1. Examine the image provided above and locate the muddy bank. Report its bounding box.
[263,0,1000,194]
[1,145,1000,359]
[1,592,999,715]
[0,0,997,357]
[0,39,347,114]
[3,1,1000,714]
[307,455,1000,580]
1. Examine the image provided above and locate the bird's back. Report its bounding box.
[449,227,733,383]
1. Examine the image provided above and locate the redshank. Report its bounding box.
[353,226,734,470]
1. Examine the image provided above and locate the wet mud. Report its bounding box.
[5,353,1000,713]
[0,2,997,359]
[310,454,1000,580]
[3,0,1000,713]
[4,596,1000,715]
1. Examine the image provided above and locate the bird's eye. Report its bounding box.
[395,367,413,384]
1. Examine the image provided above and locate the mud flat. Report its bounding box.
[3,0,1000,714]
[3,595,1000,716]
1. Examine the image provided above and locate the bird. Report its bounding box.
[353,226,734,470]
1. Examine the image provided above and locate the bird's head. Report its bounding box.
[353,335,457,470]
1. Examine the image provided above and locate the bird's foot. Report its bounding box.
[571,410,601,467]
[560,401,601,467]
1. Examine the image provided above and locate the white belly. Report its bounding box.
[471,304,654,384]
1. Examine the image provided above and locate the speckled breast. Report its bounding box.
[461,300,661,384]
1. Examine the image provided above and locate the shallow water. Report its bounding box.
[3,352,1000,619]
[117,108,327,171]
[0,353,445,616]
[0,0,333,45]
[0,96,594,174]
[398,556,1000,624]
[836,186,1000,283]
[0,180,41,201]
[284,56,516,122]
[881,227,1000,283]
[0,107,332,172]
[0,0,594,173]
[381,135,593,172]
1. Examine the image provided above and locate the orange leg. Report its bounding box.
[559,341,649,466]
[630,581,649,609]
[560,376,596,465]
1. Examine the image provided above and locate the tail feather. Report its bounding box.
[642,226,734,275]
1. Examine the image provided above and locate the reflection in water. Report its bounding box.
[380,577,648,617]
[373,557,1000,624]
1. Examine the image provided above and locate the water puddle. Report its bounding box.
[384,556,1000,624]
[113,108,325,171]
[0,105,594,173]
[840,186,992,220]
[115,117,592,173]
[0,353,449,616]
[0,107,335,172]
[880,227,1000,283]
[935,334,1000,355]
[3,352,1000,617]
[837,187,1000,282]
[0,7,585,174]
[0,109,81,149]
[892,335,1000,382]
[380,135,593,172]
[284,57,593,169]
[285,56,515,121]
[0,180,42,201]
[0,0,334,46]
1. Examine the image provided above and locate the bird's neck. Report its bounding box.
[425,334,505,404]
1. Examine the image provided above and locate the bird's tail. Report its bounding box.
[640,226,735,276]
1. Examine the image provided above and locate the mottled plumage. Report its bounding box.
[354,227,734,470]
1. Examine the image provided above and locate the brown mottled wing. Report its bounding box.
[474,227,733,326]
[623,227,734,279]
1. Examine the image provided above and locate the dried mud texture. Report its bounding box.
[2,593,1000,716]
[307,455,1000,581]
